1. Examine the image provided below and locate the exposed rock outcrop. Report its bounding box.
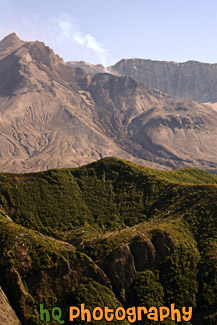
[151,230,176,262]
[0,33,24,60]
[2,268,33,325]
[129,231,176,272]
[109,58,217,103]
[129,235,156,271]
[75,254,112,289]
[100,245,137,298]
[0,245,111,324]
[0,285,21,325]
[99,231,176,299]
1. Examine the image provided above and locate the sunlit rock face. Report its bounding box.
[1,34,217,173]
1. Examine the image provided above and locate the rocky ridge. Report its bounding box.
[110,58,217,103]
[0,33,217,173]
[71,58,217,103]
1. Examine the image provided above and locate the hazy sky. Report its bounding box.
[0,0,216,66]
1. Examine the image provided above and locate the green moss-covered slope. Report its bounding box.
[0,158,217,324]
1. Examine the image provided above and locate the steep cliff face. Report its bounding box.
[109,58,217,103]
[129,236,156,271]
[0,285,21,324]
[100,245,137,299]
[100,232,177,300]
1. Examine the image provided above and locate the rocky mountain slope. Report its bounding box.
[67,60,107,74]
[109,59,217,103]
[1,33,217,173]
[71,58,217,103]
[0,158,217,324]
[0,286,21,324]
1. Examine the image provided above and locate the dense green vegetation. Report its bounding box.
[1,158,217,238]
[127,270,164,308]
[0,158,217,324]
[0,215,129,324]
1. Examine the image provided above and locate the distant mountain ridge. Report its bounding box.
[0,33,217,173]
[109,58,217,103]
[68,60,107,74]
[70,58,217,103]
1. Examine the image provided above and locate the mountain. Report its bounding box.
[1,33,217,173]
[67,60,108,74]
[109,59,217,103]
[0,33,24,60]
[73,58,217,104]
[0,158,217,324]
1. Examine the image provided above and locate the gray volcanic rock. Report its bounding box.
[0,35,137,172]
[109,58,217,103]
[1,34,217,173]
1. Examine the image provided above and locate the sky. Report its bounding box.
[0,0,216,66]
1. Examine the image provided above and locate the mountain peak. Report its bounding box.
[0,32,21,44]
[0,33,24,60]
[0,33,23,48]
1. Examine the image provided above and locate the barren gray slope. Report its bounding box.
[1,34,217,173]
[0,34,163,172]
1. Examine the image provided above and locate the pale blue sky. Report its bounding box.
[0,0,216,65]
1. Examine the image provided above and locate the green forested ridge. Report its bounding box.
[0,157,217,324]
